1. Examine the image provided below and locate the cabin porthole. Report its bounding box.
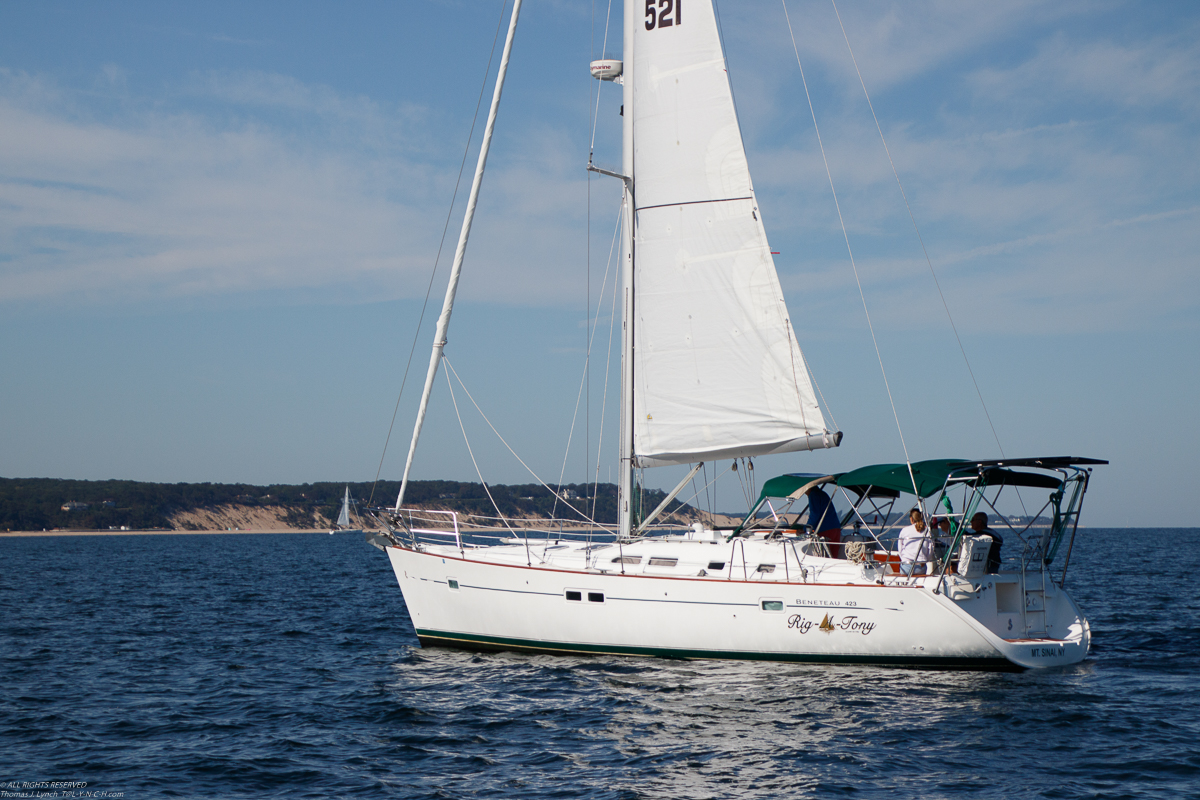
[447,579,459,591]
[565,590,582,601]
[761,600,784,612]
[588,592,605,603]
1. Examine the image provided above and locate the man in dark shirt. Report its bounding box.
[971,512,1004,573]
[806,486,842,558]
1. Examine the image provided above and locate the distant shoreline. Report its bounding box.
[0,528,334,538]
[0,477,636,536]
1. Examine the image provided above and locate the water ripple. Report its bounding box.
[1,529,1197,798]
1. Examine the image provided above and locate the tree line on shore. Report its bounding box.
[0,477,687,531]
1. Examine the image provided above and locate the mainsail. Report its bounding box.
[629,0,837,468]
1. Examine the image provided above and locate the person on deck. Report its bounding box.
[971,512,1004,573]
[806,486,843,558]
[898,509,935,576]
[935,516,954,568]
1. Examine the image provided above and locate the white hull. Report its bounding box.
[376,0,1100,673]
[382,536,1088,671]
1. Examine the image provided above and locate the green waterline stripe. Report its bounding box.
[413,629,1019,671]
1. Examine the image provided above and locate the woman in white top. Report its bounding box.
[897,509,935,575]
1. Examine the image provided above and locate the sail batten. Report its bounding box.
[630,3,833,469]
[636,196,753,213]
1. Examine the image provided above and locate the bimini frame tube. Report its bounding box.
[396,0,523,510]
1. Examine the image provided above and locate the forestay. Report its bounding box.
[630,0,836,468]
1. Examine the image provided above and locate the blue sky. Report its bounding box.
[1,1,1197,525]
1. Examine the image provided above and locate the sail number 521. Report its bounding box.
[646,0,680,30]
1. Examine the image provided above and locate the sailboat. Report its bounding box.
[368,0,1104,670]
[330,486,363,535]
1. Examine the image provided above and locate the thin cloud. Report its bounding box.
[735,5,1200,339]
[1,3,1197,339]
[969,31,1200,112]
[211,33,272,47]
[0,81,435,304]
[0,69,595,308]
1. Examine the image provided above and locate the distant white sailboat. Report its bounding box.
[330,486,363,535]
[368,0,1104,670]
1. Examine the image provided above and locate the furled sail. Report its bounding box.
[630,0,836,468]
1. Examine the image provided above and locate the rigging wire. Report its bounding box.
[591,210,624,521]
[702,462,714,527]
[442,363,517,534]
[585,180,590,521]
[368,0,512,507]
[443,357,608,528]
[696,465,709,527]
[828,0,1006,460]
[589,0,616,157]
[650,462,734,530]
[793,322,838,433]
[552,204,623,521]
[705,462,715,525]
[824,2,1025,517]
[780,0,921,501]
[734,459,754,510]
[565,0,616,525]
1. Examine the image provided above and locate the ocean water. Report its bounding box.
[1,529,1197,799]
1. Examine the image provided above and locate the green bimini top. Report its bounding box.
[755,473,832,501]
[750,460,973,504]
[834,459,972,498]
[754,457,1096,506]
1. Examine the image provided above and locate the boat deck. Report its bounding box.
[413,530,942,589]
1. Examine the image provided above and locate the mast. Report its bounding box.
[395,0,523,510]
[617,0,636,539]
